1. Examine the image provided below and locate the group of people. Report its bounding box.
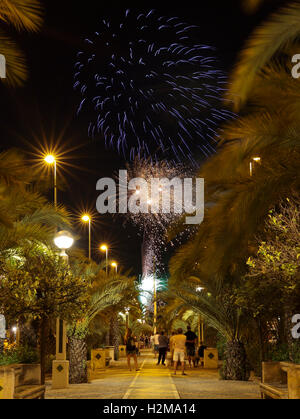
[124,326,207,374]
[139,335,151,349]
[152,326,207,375]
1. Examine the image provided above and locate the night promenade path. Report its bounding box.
[45,349,260,399]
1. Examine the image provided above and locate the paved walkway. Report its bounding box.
[122,358,179,399]
[45,350,260,399]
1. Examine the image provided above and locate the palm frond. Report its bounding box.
[228,2,300,110]
[241,0,266,14]
[0,31,27,85]
[0,0,43,32]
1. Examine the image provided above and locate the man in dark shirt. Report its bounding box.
[157,331,169,366]
[196,341,207,367]
[185,326,197,368]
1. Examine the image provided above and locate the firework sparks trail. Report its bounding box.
[116,158,197,274]
[74,9,234,164]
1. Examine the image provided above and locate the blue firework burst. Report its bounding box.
[74,9,233,163]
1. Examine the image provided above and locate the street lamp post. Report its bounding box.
[125,307,129,330]
[44,155,57,207]
[100,244,108,276]
[81,214,91,260]
[52,230,74,389]
[111,261,118,274]
[196,287,205,343]
[249,156,261,177]
[153,258,157,336]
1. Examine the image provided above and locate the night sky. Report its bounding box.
[0,0,286,275]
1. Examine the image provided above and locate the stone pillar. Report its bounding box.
[287,366,300,399]
[119,345,126,358]
[105,346,115,364]
[52,318,69,389]
[0,367,15,399]
[204,348,219,369]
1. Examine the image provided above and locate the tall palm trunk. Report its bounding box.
[109,313,119,361]
[257,317,265,363]
[222,340,249,381]
[69,336,88,384]
[105,331,110,346]
[38,317,48,385]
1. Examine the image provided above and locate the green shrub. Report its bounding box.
[245,340,262,377]
[0,345,38,366]
[267,342,300,364]
[0,348,20,366]
[289,342,300,364]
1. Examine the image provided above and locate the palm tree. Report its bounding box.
[0,0,43,86]
[170,65,300,284]
[167,59,300,378]
[0,188,71,249]
[167,263,252,380]
[68,268,137,384]
[166,1,300,380]
[107,298,141,361]
[228,1,300,110]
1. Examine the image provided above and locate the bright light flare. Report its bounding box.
[81,214,91,222]
[54,230,74,250]
[44,154,55,164]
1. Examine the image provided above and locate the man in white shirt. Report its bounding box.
[172,328,187,375]
[150,334,154,348]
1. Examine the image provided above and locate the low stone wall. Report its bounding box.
[0,363,43,399]
[260,361,300,399]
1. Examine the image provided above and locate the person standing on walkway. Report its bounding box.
[125,328,139,371]
[169,331,176,367]
[173,328,187,375]
[157,331,168,365]
[185,326,197,368]
[196,341,207,368]
[153,331,160,358]
[150,334,154,350]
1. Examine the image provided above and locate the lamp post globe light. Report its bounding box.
[54,230,74,259]
[52,230,74,390]
[111,261,118,274]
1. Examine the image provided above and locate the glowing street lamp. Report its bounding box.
[81,214,91,260]
[100,244,108,276]
[111,261,118,273]
[249,156,261,177]
[44,154,57,207]
[54,230,74,259]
